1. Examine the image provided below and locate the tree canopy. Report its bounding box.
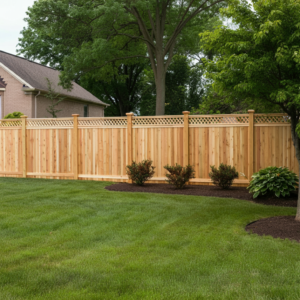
[199,0,300,220]
[19,0,225,115]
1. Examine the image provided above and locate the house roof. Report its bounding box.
[0,51,108,106]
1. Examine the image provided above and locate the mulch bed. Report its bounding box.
[105,183,298,207]
[246,216,300,242]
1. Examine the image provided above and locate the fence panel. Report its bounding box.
[0,112,297,186]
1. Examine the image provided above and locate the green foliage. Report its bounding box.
[248,167,298,199]
[199,0,300,118]
[18,0,224,115]
[164,164,195,189]
[140,56,205,115]
[4,112,24,119]
[45,78,64,118]
[209,163,238,189]
[126,160,155,186]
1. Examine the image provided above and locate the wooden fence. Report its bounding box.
[0,110,296,186]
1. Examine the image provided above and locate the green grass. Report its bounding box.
[0,178,299,300]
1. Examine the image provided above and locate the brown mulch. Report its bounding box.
[105,183,298,207]
[246,216,300,242]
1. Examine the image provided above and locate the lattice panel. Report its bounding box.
[189,115,249,125]
[27,119,73,128]
[133,117,184,126]
[78,118,127,127]
[0,120,22,127]
[255,115,290,124]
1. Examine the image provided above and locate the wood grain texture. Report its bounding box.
[0,113,297,183]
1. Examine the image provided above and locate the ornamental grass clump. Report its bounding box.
[164,164,195,189]
[126,160,155,186]
[209,163,239,189]
[248,166,298,198]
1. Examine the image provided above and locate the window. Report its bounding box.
[84,105,89,117]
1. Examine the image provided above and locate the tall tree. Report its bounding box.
[140,55,205,115]
[19,0,226,115]
[199,0,300,220]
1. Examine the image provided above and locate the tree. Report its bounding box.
[19,0,226,115]
[45,79,64,118]
[199,0,300,220]
[140,55,205,115]
[80,63,146,116]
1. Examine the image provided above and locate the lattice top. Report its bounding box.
[78,117,127,127]
[254,114,290,124]
[189,115,249,125]
[27,119,73,128]
[133,116,184,126]
[0,119,22,127]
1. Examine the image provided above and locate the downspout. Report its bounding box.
[35,91,41,118]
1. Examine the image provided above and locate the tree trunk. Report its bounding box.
[155,63,166,115]
[290,117,300,221]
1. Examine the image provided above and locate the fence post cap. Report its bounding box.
[182,111,190,115]
[248,110,255,113]
[126,112,134,116]
[72,114,80,117]
[21,115,27,118]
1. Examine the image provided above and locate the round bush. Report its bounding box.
[248,166,298,198]
[126,160,155,186]
[209,163,239,189]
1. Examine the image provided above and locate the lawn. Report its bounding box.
[0,178,299,300]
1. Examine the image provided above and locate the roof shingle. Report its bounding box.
[0,51,107,106]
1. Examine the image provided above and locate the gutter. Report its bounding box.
[35,91,41,118]
[22,88,109,108]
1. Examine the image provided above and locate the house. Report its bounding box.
[0,51,108,118]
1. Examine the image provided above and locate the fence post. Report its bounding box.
[248,110,255,181]
[183,111,190,167]
[72,114,79,180]
[21,115,27,178]
[126,113,134,184]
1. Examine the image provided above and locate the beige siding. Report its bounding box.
[0,65,105,118]
[36,95,104,118]
[0,66,33,117]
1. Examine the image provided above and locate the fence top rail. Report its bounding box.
[0,119,22,127]
[78,117,127,127]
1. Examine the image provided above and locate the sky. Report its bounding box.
[1,0,35,55]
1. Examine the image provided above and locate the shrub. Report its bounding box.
[248,166,298,198]
[4,112,24,119]
[126,160,155,186]
[164,164,195,189]
[209,163,238,189]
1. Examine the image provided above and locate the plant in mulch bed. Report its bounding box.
[164,164,195,189]
[209,163,239,189]
[126,160,155,186]
[248,166,298,199]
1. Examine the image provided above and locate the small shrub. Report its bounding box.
[126,160,155,186]
[4,112,24,119]
[164,164,195,189]
[209,163,238,189]
[248,166,298,198]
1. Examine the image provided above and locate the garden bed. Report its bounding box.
[246,216,300,242]
[106,183,298,207]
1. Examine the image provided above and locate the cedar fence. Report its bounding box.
[0,110,296,186]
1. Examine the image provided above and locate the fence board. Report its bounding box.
[0,112,297,185]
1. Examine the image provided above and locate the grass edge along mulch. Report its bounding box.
[105,182,298,207]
